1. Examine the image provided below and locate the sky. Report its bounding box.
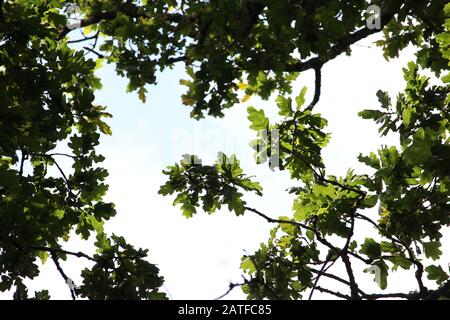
[3,33,449,299]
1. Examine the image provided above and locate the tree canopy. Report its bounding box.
[0,0,449,299]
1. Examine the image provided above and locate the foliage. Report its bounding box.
[159,153,262,217]
[0,0,166,299]
[160,0,450,300]
[1,0,449,299]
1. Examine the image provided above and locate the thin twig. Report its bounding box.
[32,152,77,160]
[308,259,330,300]
[83,46,105,58]
[52,158,72,192]
[244,206,314,232]
[19,148,27,176]
[68,30,100,44]
[167,55,187,64]
[29,245,97,263]
[215,282,246,300]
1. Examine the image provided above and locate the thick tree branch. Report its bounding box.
[363,281,450,300]
[315,286,351,300]
[58,0,405,76]
[341,210,361,299]
[340,253,360,299]
[423,280,450,300]
[306,65,322,111]
[273,0,406,74]
[355,212,427,294]
[49,251,76,300]
[364,292,416,300]
[410,250,427,295]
